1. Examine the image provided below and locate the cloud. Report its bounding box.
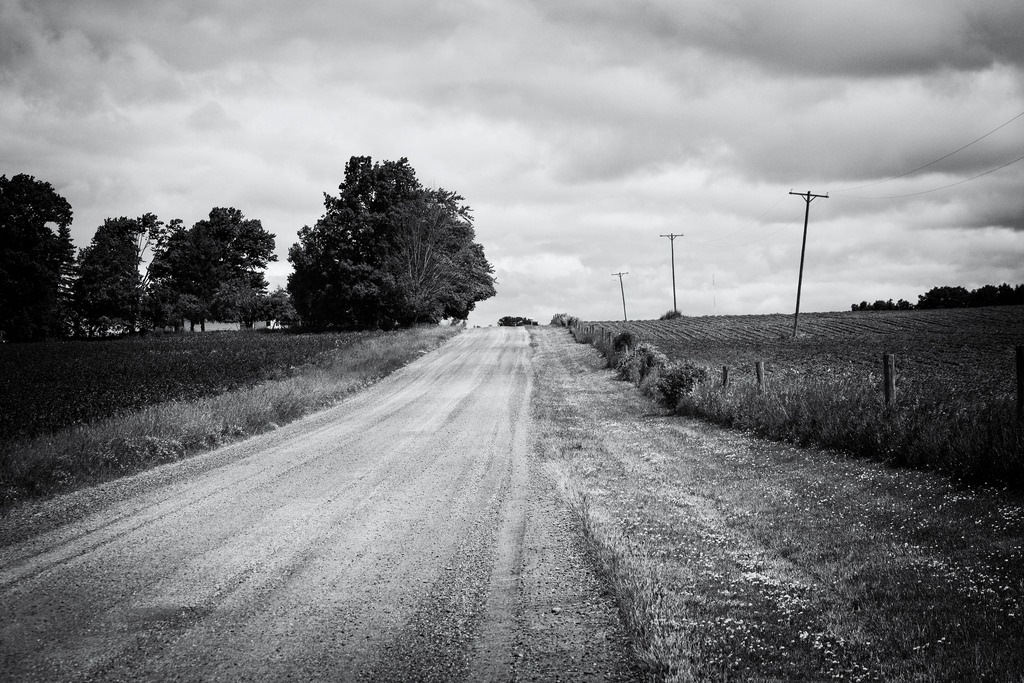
[1,0,1022,328]
[186,101,238,132]
[495,252,587,280]
[530,0,1024,78]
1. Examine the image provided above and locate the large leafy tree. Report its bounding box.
[288,156,496,328]
[73,213,169,336]
[0,174,75,341]
[150,207,276,330]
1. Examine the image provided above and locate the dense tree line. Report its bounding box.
[850,298,914,312]
[287,156,495,329]
[852,283,1024,312]
[2,161,495,341]
[1,174,289,341]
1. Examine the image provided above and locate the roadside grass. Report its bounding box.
[679,371,1024,484]
[532,326,1024,681]
[550,463,692,681]
[0,326,460,510]
[0,330,377,443]
[570,323,1024,487]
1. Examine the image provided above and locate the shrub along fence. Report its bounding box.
[568,322,1024,487]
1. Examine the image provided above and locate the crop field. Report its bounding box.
[0,331,376,444]
[575,307,1024,484]
[585,306,1024,402]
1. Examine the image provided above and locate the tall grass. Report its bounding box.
[548,462,694,682]
[0,326,459,509]
[678,371,1023,482]
[572,323,1024,486]
[537,326,1024,680]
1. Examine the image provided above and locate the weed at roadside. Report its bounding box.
[546,461,694,682]
[532,326,1024,681]
[574,315,1024,487]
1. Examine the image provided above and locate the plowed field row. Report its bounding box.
[581,307,1024,400]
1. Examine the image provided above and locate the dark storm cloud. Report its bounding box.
[2,0,1022,323]
[530,0,1024,78]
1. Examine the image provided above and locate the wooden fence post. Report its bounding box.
[722,365,730,388]
[755,361,765,392]
[1017,346,1023,422]
[883,353,896,407]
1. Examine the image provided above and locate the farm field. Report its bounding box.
[585,306,1024,402]
[0,331,377,444]
[0,326,461,509]
[574,307,1024,484]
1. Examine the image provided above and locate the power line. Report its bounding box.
[708,214,804,250]
[834,108,1024,194]
[698,196,786,246]
[836,151,1024,200]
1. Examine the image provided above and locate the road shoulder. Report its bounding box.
[529,325,1024,681]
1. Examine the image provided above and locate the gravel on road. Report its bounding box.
[0,327,639,682]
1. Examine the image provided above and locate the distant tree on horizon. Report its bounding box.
[852,283,1024,312]
[498,316,537,326]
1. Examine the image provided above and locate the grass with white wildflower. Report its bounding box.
[532,326,1024,681]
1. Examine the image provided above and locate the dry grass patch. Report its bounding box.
[531,326,1024,681]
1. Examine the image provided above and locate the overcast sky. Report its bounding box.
[3,0,1023,325]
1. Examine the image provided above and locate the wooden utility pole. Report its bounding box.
[659,233,684,313]
[612,272,629,321]
[789,190,829,337]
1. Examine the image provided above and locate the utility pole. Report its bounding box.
[789,190,828,338]
[612,272,629,321]
[659,233,684,313]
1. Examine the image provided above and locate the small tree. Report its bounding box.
[212,279,263,328]
[262,287,299,327]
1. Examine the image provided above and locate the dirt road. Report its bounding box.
[0,327,638,682]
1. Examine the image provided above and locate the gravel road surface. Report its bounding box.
[0,327,638,682]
